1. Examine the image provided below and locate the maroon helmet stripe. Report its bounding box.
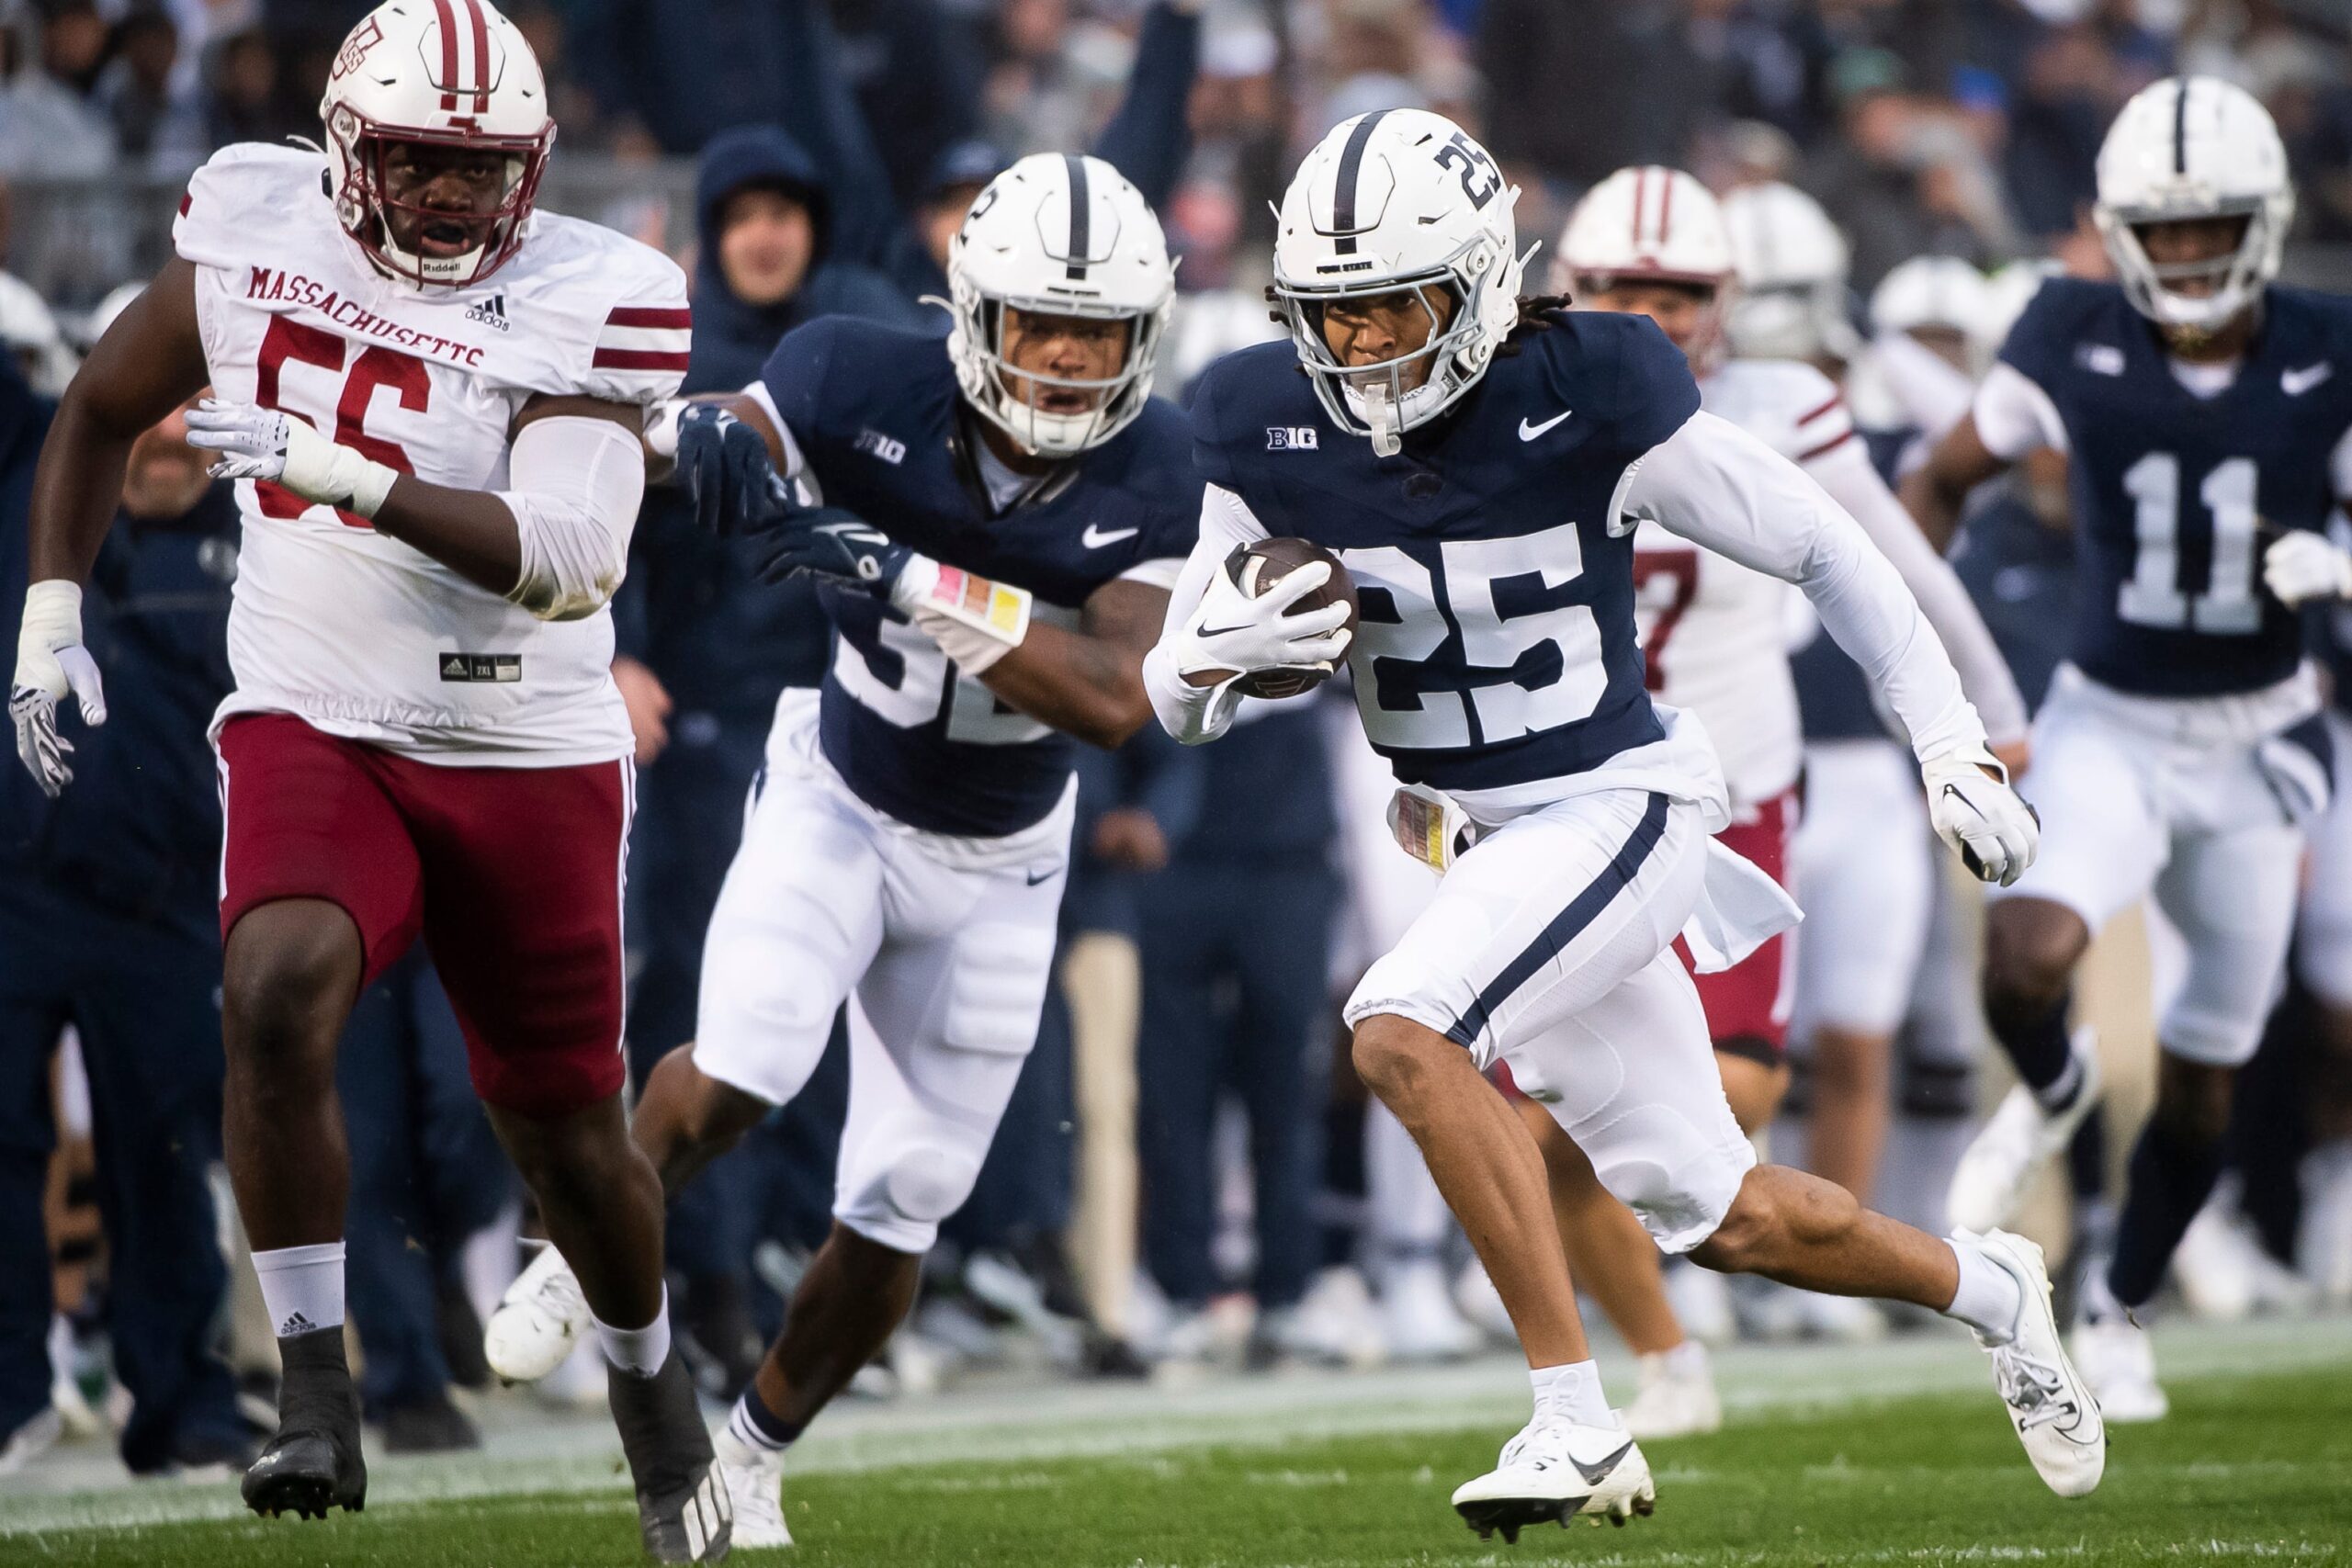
[432,0,460,109]
[1657,167,1675,243]
[605,306,693,330]
[1631,166,1649,248]
[594,348,692,371]
[463,0,491,111]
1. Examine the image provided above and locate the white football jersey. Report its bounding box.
[175,143,690,765]
[1632,357,1853,805]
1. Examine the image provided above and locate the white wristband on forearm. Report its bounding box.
[280,418,400,520]
[889,555,1032,675]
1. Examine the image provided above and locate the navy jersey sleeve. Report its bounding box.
[1185,356,1241,491]
[1994,276,2097,393]
[756,314,853,453]
[1606,312,1703,459]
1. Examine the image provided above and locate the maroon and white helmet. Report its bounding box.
[1553,164,1736,367]
[319,0,554,289]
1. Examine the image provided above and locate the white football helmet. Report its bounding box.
[2094,75,2292,334]
[1554,165,1736,367]
[0,273,77,398]
[1870,255,1993,360]
[945,152,1175,459]
[1272,109,1530,456]
[318,0,555,289]
[1722,182,1860,365]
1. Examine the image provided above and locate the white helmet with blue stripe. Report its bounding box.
[1272,109,1530,456]
[944,152,1175,459]
[2094,75,2293,335]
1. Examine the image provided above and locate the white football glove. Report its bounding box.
[185,398,399,519]
[1167,556,1352,684]
[11,580,107,798]
[2261,530,2352,607]
[1923,742,2040,887]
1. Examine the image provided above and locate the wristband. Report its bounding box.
[892,557,1033,674]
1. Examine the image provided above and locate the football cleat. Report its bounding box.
[1964,1230,2106,1496]
[611,1351,731,1562]
[1450,1416,1655,1541]
[242,1325,368,1520]
[484,1242,593,1384]
[2069,1314,2169,1425]
[1621,1346,1723,1440]
[712,1426,794,1551]
[1948,1033,2101,1234]
[1379,1259,1481,1363]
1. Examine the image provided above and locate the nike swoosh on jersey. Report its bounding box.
[2283,363,2334,396]
[1081,524,1140,547]
[1519,410,1574,441]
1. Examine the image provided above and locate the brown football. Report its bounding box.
[1221,537,1360,699]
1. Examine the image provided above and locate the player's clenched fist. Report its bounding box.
[673,403,789,537]
[1922,742,2040,887]
[10,580,107,797]
[2260,530,2352,607]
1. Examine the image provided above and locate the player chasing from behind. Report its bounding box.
[1907,76,2352,1422]
[10,3,729,1558]
[1149,109,2105,1540]
[1524,163,2031,1438]
[482,153,1201,1549]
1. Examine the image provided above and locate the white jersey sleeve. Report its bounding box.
[1622,410,1986,764]
[489,211,691,409]
[1802,432,2030,749]
[1972,360,2068,461]
[1143,483,1268,744]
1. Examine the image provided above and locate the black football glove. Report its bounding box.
[751,503,913,597]
[675,403,790,537]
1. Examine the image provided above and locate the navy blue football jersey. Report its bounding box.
[759,318,1201,837]
[1997,278,2352,698]
[1191,310,1700,793]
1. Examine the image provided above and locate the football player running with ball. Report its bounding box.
[1909,77,2352,1421]
[1151,110,2105,1537]
[481,154,1199,1548]
[8,3,728,1557]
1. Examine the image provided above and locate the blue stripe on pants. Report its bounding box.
[1443,791,1672,1051]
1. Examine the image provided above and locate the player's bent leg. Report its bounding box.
[1951,898,2102,1233]
[221,898,370,1523]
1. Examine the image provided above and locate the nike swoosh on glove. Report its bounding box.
[676,403,790,538]
[1167,556,1352,684]
[2261,530,2352,607]
[1924,743,2040,887]
[11,580,107,798]
[751,506,911,594]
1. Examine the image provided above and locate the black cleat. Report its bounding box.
[242,1326,367,1520]
[609,1351,730,1562]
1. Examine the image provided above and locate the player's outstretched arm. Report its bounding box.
[1897,412,2009,554]
[973,577,1172,750]
[1627,410,2039,885]
[187,392,647,619]
[15,257,209,794]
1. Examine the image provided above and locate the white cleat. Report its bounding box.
[1794,1291,1889,1343]
[1263,1266,1387,1370]
[713,1427,794,1550]
[1450,1415,1655,1540]
[1662,1259,1736,1348]
[1948,1037,2101,1234]
[1380,1259,1481,1363]
[483,1243,594,1385]
[2068,1314,2169,1425]
[1621,1345,1722,1440]
[1963,1229,2105,1496]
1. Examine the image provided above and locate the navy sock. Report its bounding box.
[726,1382,803,1454]
[2065,1110,2108,1203]
[1990,992,2076,1102]
[2108,1117,2225,1310]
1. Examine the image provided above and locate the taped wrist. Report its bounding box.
[890,556,1032,674]
[280,420,399,519]
[498,415,647,622]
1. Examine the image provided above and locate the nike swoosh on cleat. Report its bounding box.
[1573,1439,1636,1485]
[1082,524,1140,547]
[1519,410,1575,441]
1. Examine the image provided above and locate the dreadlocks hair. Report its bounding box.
[1498,293,1577,356]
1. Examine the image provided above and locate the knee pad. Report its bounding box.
[835,1107,989,1254]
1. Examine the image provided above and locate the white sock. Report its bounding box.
[594,1287,673,1377]
[1944,1238,2025,1344]
[253,1242,346,1339]
[1530,1359,1614,1428]
[1650,1338,1711,1376]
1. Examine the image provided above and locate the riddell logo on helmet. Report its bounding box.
[332,17,382,79]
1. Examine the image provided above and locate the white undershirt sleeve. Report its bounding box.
[1142,483,1269,743]
[1804,434,2030,748]
[499,414,647,622]
[1970,361,2068,461]
[1623,410,1986,762]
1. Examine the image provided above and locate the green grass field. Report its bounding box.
[15,1355,2350,1568]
